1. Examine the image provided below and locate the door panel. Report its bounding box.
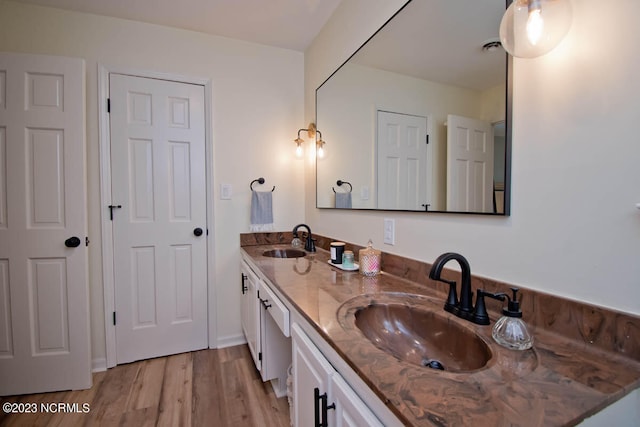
[446,114,494,212]
[0,260,10,356]
[31,258,69,353]
[0,52,90,395]
[28,129,65,226]
[110,74,207,364]
[377,111,429,210]
[171,244,194,322]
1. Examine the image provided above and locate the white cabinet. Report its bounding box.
[292,324,383,427]
[292,323,334,427]
[241,260,291,397]
[331,374,384,427]
[241,261,261,370]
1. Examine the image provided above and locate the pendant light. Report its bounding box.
[499,0,572,58]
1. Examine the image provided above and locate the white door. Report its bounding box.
[377,111,429,210]
[0,53,91,395]
[446,114,494,212]
[109,74,207,364]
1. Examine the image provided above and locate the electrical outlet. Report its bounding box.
[383,218,395,245]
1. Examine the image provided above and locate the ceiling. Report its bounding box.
[9,0,344,51]
[10,0,506,90]
[351,0,506,91]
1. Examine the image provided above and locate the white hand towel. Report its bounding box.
[335,192,352,209]
[250,190,274,231]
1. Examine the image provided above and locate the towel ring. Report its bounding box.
[332,180,352,193]
[250,177,275,192]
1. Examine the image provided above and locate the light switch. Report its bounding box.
[361,186,370,200]
[220,184,232,200]
[383,218,395,245]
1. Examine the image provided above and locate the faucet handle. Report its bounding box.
[473,290,506,325]
[441,279,458,312]
[305,237,316,252]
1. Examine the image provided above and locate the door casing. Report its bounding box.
[98,65,216,369]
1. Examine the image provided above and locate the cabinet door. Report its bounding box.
[292,324,334,427]
[330,374,383,427]
[241,262,261,370]
[259,281,292,389]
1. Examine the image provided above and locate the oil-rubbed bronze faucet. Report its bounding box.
[428,252,492,325]
[292,224,315,252]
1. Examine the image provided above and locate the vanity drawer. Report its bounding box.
[260,281,290,337]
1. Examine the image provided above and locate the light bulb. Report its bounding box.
[317,144,325,159]
[526,9,544,45]
[500,0,572,58]
[294,138,304,158]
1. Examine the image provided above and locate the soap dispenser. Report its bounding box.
[359,239,381,276]
[492,288,533,350]
[291,236,303,249]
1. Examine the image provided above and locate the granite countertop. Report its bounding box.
[241,243,640,426]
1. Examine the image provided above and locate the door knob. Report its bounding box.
[65,236,81,248]
[193,227,203,237]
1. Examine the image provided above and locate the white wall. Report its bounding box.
[305,0,640,316]
[0,0,305,364]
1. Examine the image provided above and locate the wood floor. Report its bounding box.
[0,345,291,427]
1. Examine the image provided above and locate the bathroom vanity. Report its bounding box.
[240,233,640,426]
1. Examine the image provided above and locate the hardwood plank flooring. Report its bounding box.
[0,345,291,427]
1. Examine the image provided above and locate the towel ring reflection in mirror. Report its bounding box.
[332,180,352,193]
[250,177,275,192]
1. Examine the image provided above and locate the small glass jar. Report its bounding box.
[342,250,355,269]
[359,239,381,276]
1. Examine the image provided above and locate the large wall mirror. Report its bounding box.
[316,0,512,215]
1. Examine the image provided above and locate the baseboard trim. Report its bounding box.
[92,357,107,373]
[216,334,246,349]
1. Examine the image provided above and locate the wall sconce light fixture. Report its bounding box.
[499,0,572,58]
[293,123,327,159]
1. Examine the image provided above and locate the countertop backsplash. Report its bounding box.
[240,232,640,363]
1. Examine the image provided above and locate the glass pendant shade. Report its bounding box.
[316,139,326,159]
[294,137,304,158]
[500,0,572,58]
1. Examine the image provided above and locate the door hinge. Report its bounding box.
[112,311,116,325]
[258,352,262,362]
[426,134,430,144]
[85,236,90,247]
[107,98,111,113]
